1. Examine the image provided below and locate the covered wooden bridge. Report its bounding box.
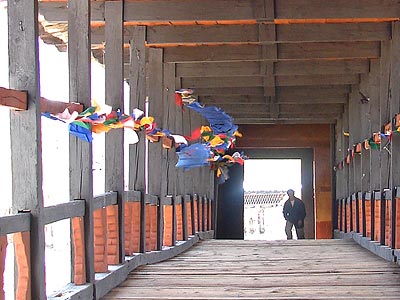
[1,0,400,299]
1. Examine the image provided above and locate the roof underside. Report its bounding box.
[37,0,400,125]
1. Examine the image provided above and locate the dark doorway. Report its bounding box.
[216,163,244,239]
[216,148,315,239]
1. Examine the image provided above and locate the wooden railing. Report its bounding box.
[335,188,400,260]
[0,191,214,300]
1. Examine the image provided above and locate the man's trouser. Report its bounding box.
[285,220,305,239]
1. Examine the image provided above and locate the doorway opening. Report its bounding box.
[243,159,302,240]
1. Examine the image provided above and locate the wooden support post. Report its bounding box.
[8,0,43,298]
[14,232,31,300]
[390,22,400,250]
[161,63,177,198]
[128,28,147,254]
[68,0,95,284]
[105,0,124,264]
[128,26,146,192]
[71,217,86,285]
[369,62,381,192]
[147,47,164,197]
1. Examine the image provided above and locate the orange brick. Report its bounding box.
[374,200,381,242]
[72,217,86,285]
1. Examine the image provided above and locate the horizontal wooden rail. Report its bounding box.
[93,192,118,210]
[43,200,85,225]
[123,190,141,202]
[0,213,31,235]
[145,194,159,205]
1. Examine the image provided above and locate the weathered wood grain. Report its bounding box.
[102,239,400,300]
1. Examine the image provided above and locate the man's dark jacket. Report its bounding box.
[283,198,306,228]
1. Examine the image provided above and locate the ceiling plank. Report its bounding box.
[233,117,337,124]
[163,42,380,63]
[39,1,400,23]
[175,60,369,77]
[275,74,359,86]
[146,23,390,45]
[178,75,359,89]
[199,94,347,104]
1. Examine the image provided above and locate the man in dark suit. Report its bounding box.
[282,189,306,239]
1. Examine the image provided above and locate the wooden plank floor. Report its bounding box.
[102,239,400,299]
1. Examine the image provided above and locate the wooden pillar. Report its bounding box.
[147,47,164,196]
[104,0,124,264]
[128,26,146,192]
[8,0,42,298]
[369,61,381,192]
[389,21,400,249]
[129,27,147,253]
[161,63,177,198]
[68,0,95,284]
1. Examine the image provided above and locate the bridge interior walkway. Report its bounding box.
[102,239,400,300]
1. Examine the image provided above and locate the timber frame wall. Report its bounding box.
[334,23,400,262]
[2,1,215,299]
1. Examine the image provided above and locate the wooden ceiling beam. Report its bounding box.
[232,117,337,124]
[199,94,348,104]
[125,73,358,88]
[39,1,400,23]
[163,42,380,63]
[175,60,369,77]
[146,23,390,45]
[89,23,390,46]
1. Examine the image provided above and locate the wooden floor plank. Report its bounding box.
[101,239,400,300]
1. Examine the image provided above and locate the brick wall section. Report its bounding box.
[193,200,198,232]
[352,199,357,232]
[396,198,400,249]
[176,204,183,241]
[93,208,108,273]
[124,202,133,255]
[358,198,363,235]
[163,205,173,246]
[145,204,157,251]
[346,201,351,232]
[365,200,372,238]
[149,205,157,250]
[106,205,119,265]
[124,202,140,255]
[14,232,30,300]
[71,217,86,285]
[385,200,392,247]
[0,235,7,300]
[199,200,203,232]
[186,202,192,235]
[374,200,381,242]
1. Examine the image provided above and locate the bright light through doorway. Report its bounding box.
[243,159,302,240]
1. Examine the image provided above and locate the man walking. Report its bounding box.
[283,189,306,239]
